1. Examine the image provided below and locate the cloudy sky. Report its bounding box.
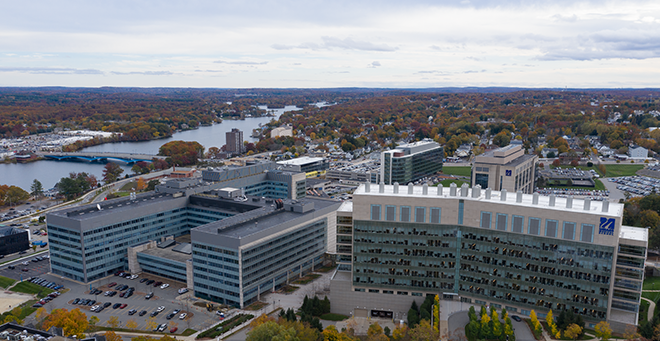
[1,0,659,88]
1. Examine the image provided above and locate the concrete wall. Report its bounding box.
[127,240,157,274]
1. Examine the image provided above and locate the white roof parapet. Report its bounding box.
[353,183,622,217]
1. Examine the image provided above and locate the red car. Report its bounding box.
[108,282,117,287]
[119,304,127,309]
[170,327,178,333]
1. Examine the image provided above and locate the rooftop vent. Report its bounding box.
[532,193,539,205]
[449,183,457,196]
[516,191,523,203]
[501,189,507,201]
[602,200,609,213]
[408,183,414,194]
[437,184,443,196]
[549,194,556,207]
[584,197,591,211]
[393,183,399,194]
[485,188,491,199]
[566,196,573,209]
[472,185,481,198]
[365,182,370,193]
[379,182,384,193]
[460,183,469,197]
[422,183,428,195]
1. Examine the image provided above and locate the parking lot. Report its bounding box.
[52,272,221,334]
[0,253,52,280]
[609,175,660,196]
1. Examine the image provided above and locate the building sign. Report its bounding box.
[505,170,512,176]
[599,217,615,236]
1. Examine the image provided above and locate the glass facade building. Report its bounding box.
[381,139,443,185]
[331,183,646,330]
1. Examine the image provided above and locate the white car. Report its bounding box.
[160,283,169,289]
[178,288,189,294]
[129,274,139,280]
[157,306,165,312]
[179,313,187,320]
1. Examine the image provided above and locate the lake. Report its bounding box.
[1,105,300,190]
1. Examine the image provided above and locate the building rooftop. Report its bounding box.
[0,226,26,236]
[355,183,623,218]
[278,156,325,166]
[337,201,353,213]
[140,243,192,263]
[195,197,340,240]
[619,225,648,242]
[49,192,178,221]
[476,152,536,167]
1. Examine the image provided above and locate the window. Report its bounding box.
[512,215,524,233]
[458,200,464,224]
[480,212,492,229]
[415,207,426,223]
[581,224,594,243]
[371,205,381,221]
[386,206,396,221]
[563,222,576,240]
[430,208,441,224]
[400,206,410,222]
[546,220,558,237]
[496,213,508,231]
[528,218,541,235]
[475,173,489,189]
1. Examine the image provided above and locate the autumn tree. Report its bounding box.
[246,321,296,341]
[145,317,158,331]
[159,140,204,166]
[126,319,138,330]
[594,321,612,341]
[565,323,583,341]
[367,323,389,341]
[89,315,99,328]
[105,331,122,341]
[409,319,437,341]
[42,308,89,338]
[103,163,124,184]
[30,179,43,198]
[136,177,146,191]
[107,316,120,329]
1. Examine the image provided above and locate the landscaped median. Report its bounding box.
[195,313,254,339]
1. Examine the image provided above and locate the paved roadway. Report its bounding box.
[448,310,535,341]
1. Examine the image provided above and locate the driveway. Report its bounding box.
[446,308,535,341]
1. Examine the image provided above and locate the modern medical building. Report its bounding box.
[329,182,646,330]
[47,162,340,308]
[471,144,537,194]
[381,139,444,185]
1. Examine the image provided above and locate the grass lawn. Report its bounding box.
[0,275,16,289]
[438,179,470,187]
[319,313,349,321]
[643,276,660,290]
[11,281,53,297]
[642,291,660,304]
[181,329,197,336]
[604,164,644,177]
[441,166,471,177]
[640,299,650,323]
[282,285,299,294]
[244,301,268,311]
[315,265,336,273]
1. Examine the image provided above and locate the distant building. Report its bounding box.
[629,145,648,159]
[170,167,196,178]
[271,126,293,138]
[278,156,329,174]
[0,226,29,256]
[380,139,444,185]
[471,144,537,194]
[541,148,558,158]
[226,128,244,155]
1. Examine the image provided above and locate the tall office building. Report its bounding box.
[471,144,537,194]
[381,139,444,185]
[330,182,645,332]
[226,128,244,155]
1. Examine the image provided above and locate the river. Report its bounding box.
[2,105,300,191]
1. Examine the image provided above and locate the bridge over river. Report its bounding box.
[38,152,166,165]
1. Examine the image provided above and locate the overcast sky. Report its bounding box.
[1,0,659,88]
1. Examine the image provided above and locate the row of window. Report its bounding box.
[480,212,594,243]
[370,205,441,224]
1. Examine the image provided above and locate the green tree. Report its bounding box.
[4,185,29,206]
[407,308,419,327]
[30,179,43,198]
[491,310,502,338]
[565,323,583,341]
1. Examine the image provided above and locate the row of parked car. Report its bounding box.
[29,277,64,290]
[32,291,61,308]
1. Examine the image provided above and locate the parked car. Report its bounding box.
[157,306,165,312]
[108,282,117,287]
[145,292,154,300]
[179,313,187,320]
[139,310,148,316]
[170,327,178,333]
[128,309,137,315]
[112,303,121,309]
[160,283,169,289]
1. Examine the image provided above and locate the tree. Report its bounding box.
[491,310,502,338]
[409,319,437,341]
[4,185,29,206]
[433,295,440,332]
[136,177,146,191]
[246,321,298,341]
[552,159,561,167]
[623,324,641,340]
[250,314,275,328]
[391,324,408,340]
[30,179,43,198]
[565,323,583,341]
[594,321,612,341]
[89,315,99,328]
[104,331,122,341]
[407,308,419,327]
[107,316,120,329]
[145,317,158,331]
[103,163,124,184]
[126,319,138,330]
[546,309,559,338]
[42,308,89,338]
[480,311,491,339]
[35,307,48,322]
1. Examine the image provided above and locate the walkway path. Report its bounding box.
[642,297,656,322]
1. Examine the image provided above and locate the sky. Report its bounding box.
[1,0,659,89]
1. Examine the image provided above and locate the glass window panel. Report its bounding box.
[481,212,491,229]
[386,206,396,221]
[528,218,540,235]
[563,222,576,240]
[371,205,381,221]
[546,220,557,237]
[430,208,441,224]
[415,207,425,223]
[401,206,410,222]
[581,224,594,243]
[512,215,524,233]
[496,213,507,231]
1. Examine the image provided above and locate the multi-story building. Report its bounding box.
[278,157,329,175]
[0,226,29,256]
[381,139,444,185]
[471,144,537,194]
[47,177,339,309]
[330,182,645,331]
[226,128,244,155]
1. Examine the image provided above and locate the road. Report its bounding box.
[447,310,535,341]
